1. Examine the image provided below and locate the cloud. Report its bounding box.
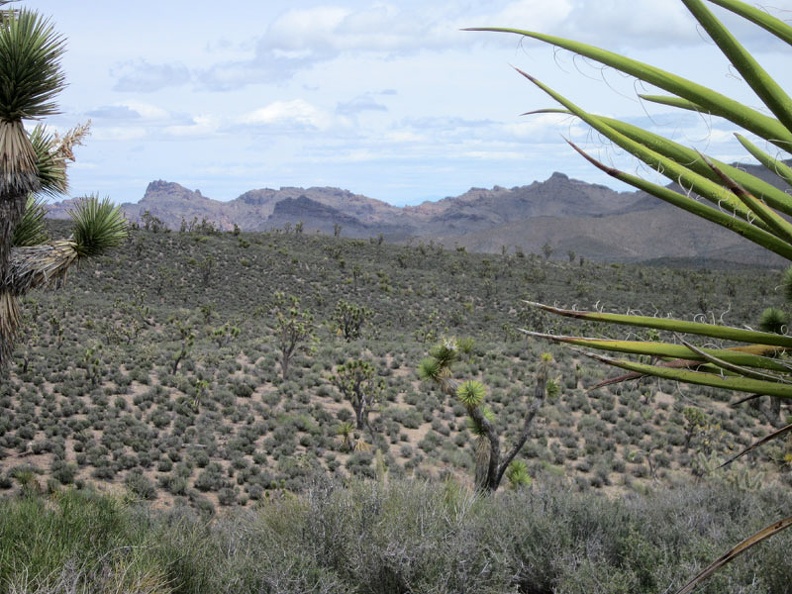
[473,0,573,29]
[85,101,170,122]
[335,93,390,116]
[118,101,171,120]
[239,99,332,129]
[111,59,191,92]
[164,115,220,138]
[196,4,487,91]
[91,126,148,142]
[85,105,141,120]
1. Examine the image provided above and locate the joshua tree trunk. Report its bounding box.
[0,188,36,369]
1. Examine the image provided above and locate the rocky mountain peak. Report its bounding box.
[44,168,790,265]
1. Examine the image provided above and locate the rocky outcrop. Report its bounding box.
[44,164,791,265]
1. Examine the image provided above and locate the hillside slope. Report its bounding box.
[1,224,786,510]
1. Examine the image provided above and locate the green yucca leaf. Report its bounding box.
[682,0,792,134]
[518,71,773,230]
[530,106,792,220]
[595,117,792,218]
[701,155,792,245]
[417,357,443,383]
[0,9,66,121]
[12,193,48,247]
[521,330,791,373]
[587,352,792,398]
[566,143,792,260]
[466,405,495,436]
[758,307,788,335]
[68,195,128,258]
[734,134,792,189]
[456,336,475,355]
[505,460,532,488]
[457,379,486,408]
[429,339,459,369]
[708,0,792,45]
[638,94,707,113]
[479,2,792,585]
[525,301,792,348]
[466,25,792,150]
[29,123,67,195]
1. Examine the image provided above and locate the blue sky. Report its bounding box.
[24,0,792,206]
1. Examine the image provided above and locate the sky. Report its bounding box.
[21,0,792,206]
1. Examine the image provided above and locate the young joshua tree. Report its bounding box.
[418,338,553,493]
[331,359,385,431]
[272,292,316,380]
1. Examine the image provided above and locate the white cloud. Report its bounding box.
[239,99,332,129]
[117,101,171,121]
[36,0,792,207]
[265,6,350,53]
[91,126,148,142]
[165,115,220,138]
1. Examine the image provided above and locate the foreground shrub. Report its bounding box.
[1,479,792,593]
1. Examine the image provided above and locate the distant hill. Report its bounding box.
[46,166,790,265]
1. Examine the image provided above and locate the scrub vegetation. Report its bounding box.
[4,0,792,592]
[1,220,790,592]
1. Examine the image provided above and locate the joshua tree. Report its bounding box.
[331,359,385,431]
[0,5,125,369]
[1,6,65,365]
[332,300,371,342]
[418,338,552,493]
[272,292,315,380]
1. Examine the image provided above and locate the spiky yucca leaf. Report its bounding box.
[457,379,486,408]
[466,405,495,436]
[68,195,128,258]
[429,338,460,369]
[417,357,444,383]
[0,119,37,191]
[8,238,77,294]
[0,290,18,367]
[0,9,66,186]
[0,9,66,121]
[522,330,792,373]
[758,307,788,335]
[29,124,67,196]
[12,193,48,247]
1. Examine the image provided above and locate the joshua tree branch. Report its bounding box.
[494,361,548,489]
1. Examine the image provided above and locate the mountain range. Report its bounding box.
[46,167,789,265]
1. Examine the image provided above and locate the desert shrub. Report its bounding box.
[124,470,157,500]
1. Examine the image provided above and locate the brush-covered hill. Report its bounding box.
[1,221,788,510]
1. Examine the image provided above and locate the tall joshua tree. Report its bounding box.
[0,6,66,368]
[0,5,126,369]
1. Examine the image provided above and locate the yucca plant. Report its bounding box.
[0,7,66,262]
[0,5,109,370]
[471,0,792,589]
[2,195,127,368]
